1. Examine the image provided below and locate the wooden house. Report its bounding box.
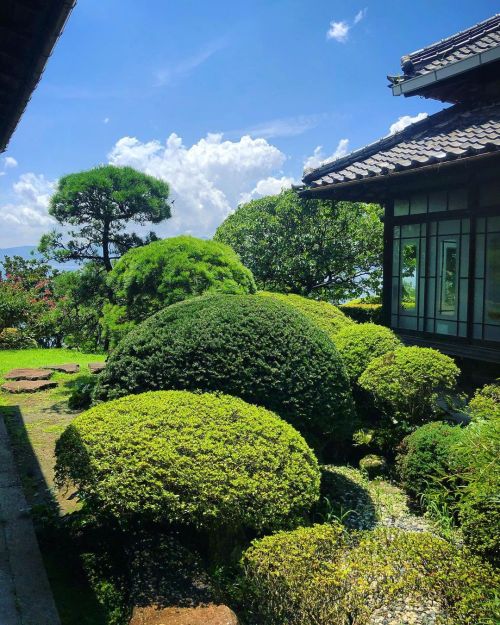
[300,15,500,363]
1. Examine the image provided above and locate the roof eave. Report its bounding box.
[392,45,500,97]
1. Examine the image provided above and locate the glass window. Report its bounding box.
[439,240,458,316]
[394,199,409,216]
[448,188,467,211]
[410,193,427,214]
[400,241,419,313]
[485,233,500,326]
[428,190,447,213]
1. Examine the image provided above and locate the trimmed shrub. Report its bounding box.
[56,390,320,534]
[93,294,354,444]
[242,524,499,625]
[102,236,256,346]
[358,346,460,425]
[67,376,98,410]
[258,291,354,339]
[454,418,500,564]
[396,422,464,501]
[339,302,383,324]
[334,323,401,383]
[359,454,386,478]
[468,382,500,422]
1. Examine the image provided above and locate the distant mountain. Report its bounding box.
[0,245,79,271]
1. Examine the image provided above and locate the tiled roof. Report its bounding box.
[401,14,500,78]
[302,103,500,189]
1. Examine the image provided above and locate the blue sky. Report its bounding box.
[1,0,498,247]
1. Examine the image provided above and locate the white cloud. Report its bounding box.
[237,115,321,140]
[354,8,367,24]
[103,117,110,124]
[0,173,56,247]
[389,112,428,134]
[108,132,289,237]
[4,157,18,169]
[327,21,350,42]
[303,139,350,171]
[239,176,296,204]
[155,40,225,87]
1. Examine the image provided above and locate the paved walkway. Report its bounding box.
[0,415,60,625]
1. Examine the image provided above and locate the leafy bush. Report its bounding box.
[0,327,36,349]
[358,346,460,425]
[242,524,499,625]
[334,323,401,383]
[468,382,500,422]
[359,454,386,478]
[68,376,98,410]
[258,291,354,339]
[93,294,354,445]
[339,301,383,324]
[454,418,500,564]
[396,422,464,501]
[56,391,320,537]
[102,236,256,346]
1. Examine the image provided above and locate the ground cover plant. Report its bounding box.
[102,235,256,346]
[55,391,321,557]
[93,294,354,448]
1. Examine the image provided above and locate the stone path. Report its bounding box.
[43,363,80,374]
[5,368,53,381]
[88,362,106,374]
[0,414,61,625]
[2,380,58,394]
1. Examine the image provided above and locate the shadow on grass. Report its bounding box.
[0,402,108,625]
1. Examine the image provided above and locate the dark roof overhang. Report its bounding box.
[0,0,76,153]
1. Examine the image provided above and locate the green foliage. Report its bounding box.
[242,524,499,625]
[39,165,171,271]
[339,302,383,324]
[454,418,500,564]
[359,454,386,478]
[214,190,383,302]
[396,422,464,501]
[468,382,500,422]
[358,346,460,425]
[258,291,354,339]
[55,390,320,534]
[334,323,401,383]
[0,327,37,349]
[93,294,354,445]
[103,236,256,347]
[68,376,98,410]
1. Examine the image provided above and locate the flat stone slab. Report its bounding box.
[43,363,80,374]
[129,605,239,625]
[88,362,106,374]
[1,380,58,394]
[5,369,53,381]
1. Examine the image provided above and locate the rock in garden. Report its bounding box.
[43,363,80,374]
[129,604,239,625]
[4,368,53,380]
[1,380,58,393]
[88,362,106,374]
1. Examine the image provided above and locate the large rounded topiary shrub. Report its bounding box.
[358,346,460,425]
[334,323,401,383]
[242,524,499,625]
[56,391,320,534]
[102,235,256,346]
[93,294,354,445]
[258,291,354,339]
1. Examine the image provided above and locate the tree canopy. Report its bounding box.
[214,190,383,302]
[39,165,172,271]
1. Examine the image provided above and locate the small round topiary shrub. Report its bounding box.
[358,346,460,425]
[468,382,500,422]
[396,422,464,501]
[258,291,355,339]
[102,235,256,346]
[242,524,499,625]
[93,294,354,445]
[56,390,321,534]
[334,323,401,383]
[359,453,386,479]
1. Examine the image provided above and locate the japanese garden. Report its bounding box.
[0,5,499,625]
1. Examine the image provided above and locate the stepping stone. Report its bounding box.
[1,380,58,394]
[88,362,106,374]
[43,363,80,374]
[129,604,239,625]
[4,368,53,381]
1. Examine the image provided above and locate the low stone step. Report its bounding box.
[88,362,106,374]
[1,380,58,394]
[4,369,53,381]
[43,363,80,374]
[129,604,239,625]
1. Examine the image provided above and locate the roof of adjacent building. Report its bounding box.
[302,102,500,192]
[402,13,500,78]
[0,0,76,153]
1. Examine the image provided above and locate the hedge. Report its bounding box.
[334,323,401,383]
[56,391,320,534]
[339,303,383,324]
[258,292,354,339]
[242,524,499,625]
[93,294,354,445]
